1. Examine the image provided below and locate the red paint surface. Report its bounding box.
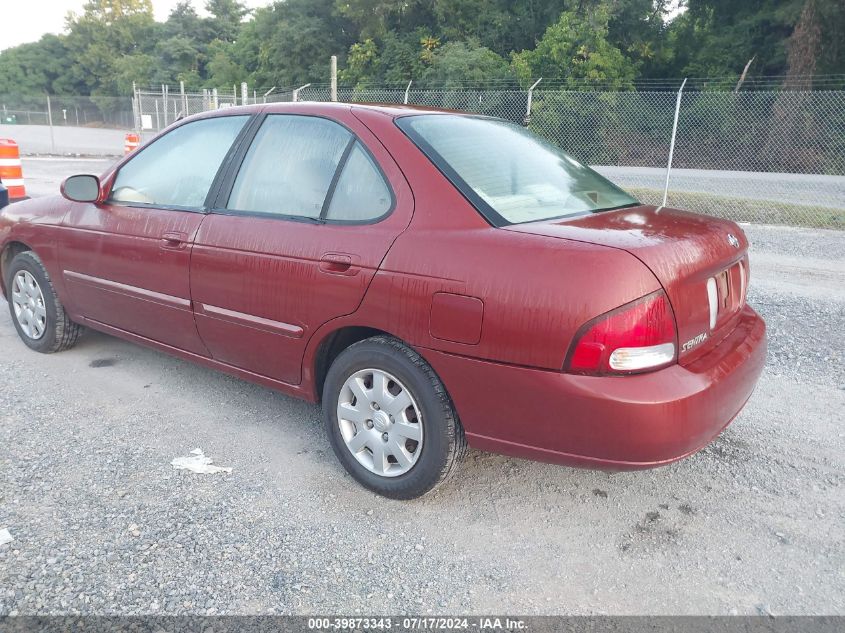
[429,292,484,345]
[0,102,766,469]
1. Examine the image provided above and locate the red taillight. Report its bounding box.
[565,290,677,375]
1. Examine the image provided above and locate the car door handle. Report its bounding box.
[160,231,189,250]
[319,253,354,274]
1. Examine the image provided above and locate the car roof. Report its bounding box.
[190,101,467,120]
[273,101,466,118]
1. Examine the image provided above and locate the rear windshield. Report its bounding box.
[396,114,638,226]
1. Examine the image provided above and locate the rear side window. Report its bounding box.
[325,142,392,222]
[226,115,351,219]
[110,115,248,209]
[397,114,638,226]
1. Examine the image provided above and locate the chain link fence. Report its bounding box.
[133,86,241,131]
[0,94,135,154]
[0,94,134,128]
[284,85,844,229]
[3,84,843,228]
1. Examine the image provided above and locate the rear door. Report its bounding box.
[60,114,250,354]
[189,109,413,384]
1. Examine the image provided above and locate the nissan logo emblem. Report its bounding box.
[727,233,740,248]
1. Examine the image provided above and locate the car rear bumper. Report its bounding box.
[422,304,766,469]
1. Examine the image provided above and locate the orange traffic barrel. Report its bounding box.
[124,132,140,155]
[0,139,26,200]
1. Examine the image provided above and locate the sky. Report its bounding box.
[2,0,273,51]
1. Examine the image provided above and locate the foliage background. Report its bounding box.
[0,0,842,96]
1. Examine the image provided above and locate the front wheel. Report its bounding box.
[322,336,466,499]
[6,250,82,353]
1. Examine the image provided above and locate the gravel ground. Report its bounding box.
[0,212,843,614]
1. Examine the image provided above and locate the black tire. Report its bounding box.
[6,250,82,353]
[322,335,466,499]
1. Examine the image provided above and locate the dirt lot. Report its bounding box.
[0,170,842,616]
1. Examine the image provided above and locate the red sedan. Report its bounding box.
[0,103,766,499]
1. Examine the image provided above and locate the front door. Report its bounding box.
[190,110,413,384]
[60,114,251,354]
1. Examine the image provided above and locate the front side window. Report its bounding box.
[110,115,248,209]
[226,115,351,219]
[397,114,638,225]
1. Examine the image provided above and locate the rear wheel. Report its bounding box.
[6,251,82,353]
[322,336,466,499]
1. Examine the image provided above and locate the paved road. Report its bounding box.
[594,166,845,210]
[0,124,153,157]
[0,176,843,614]
[19,158,116,199]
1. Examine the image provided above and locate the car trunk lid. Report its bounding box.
[504,205,749,365]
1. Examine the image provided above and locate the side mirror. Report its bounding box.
[61,175,101,203]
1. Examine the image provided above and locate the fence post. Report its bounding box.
[180,81,186,117]
[262,87,276,104]
[46,94,56,154]
[212,88,219,110]
[137,85,145,133]
[241,82,248,105]
[524,78,542,126]
[131,82,139,132]
[293,83,311,103]
[404,80,412,105]
[161,84,168,127]
[330,56,338,102]
[661,77,687,210]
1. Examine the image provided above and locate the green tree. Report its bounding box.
[512,5,637,89]
[422,41,514,87]
[61,0,157,94]
[2,0,841,100]
[206,40,246,87]
[666,0,804,78]
[339,38,380,87]
[0,35,73,94]
[157,2,213,87]
[205,0,249,44]
[227,0,352,88]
